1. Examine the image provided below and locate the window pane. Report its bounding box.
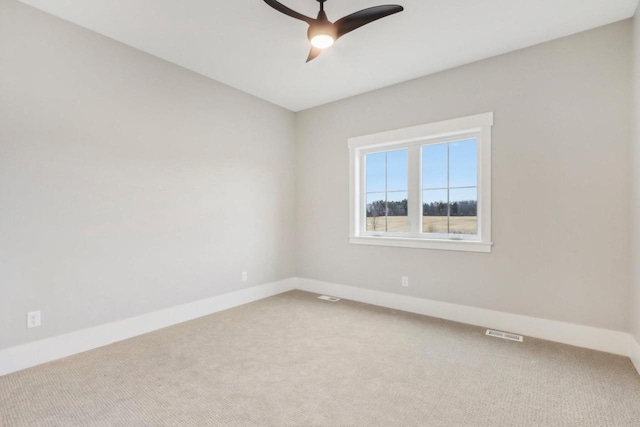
[366,152,385,193]
[387,191,408,232]
[366,192,386,232]
[449,139,478,188]
[387,149,408,191]
[422,189,448,234]
[422,144,448,189]
[449,188,478,235]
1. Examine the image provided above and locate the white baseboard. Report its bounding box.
[630,335,640,375]
[2,276,636,377]
[0,278,297,377]
[295,278,632,357]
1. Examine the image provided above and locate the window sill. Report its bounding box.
[348,236,493,253]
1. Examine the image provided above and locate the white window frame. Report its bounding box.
[348,112,493,253]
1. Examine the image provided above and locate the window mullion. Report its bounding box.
[408,145,420,236]
[360,152,367,235]
[384,152,388,233]
[446,143,450,235]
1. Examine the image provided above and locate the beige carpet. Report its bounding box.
[1,290,639,426]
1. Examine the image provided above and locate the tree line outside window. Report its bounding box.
[366,199,477,218]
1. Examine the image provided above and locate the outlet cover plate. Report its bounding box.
[27,311,41,328]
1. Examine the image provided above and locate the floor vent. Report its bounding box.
[486,329,523,342]
[318,295,340,302]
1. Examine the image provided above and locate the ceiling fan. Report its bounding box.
[263,0,404,62]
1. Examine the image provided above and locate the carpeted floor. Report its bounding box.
[1,290,640,426]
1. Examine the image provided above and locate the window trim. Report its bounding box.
[348,112,493,253]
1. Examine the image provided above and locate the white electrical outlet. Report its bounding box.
[401,276,409,287]
[27,311,41,328]
[241,271,248,282]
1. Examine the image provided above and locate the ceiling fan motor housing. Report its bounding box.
[307,19,336,42]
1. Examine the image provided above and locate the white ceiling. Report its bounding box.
[18,0,639,111]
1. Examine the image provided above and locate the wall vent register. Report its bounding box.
[318,295,341,302]
[486,329,524,342]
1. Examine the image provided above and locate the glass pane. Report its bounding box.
[422,143,448,189]
[422,189,448,234]
[449,139,478,188]
[386,191,408,232]
[366,152,386,193]
[387,149,408,191]
[449,188,478,235]
[366,192,386,232]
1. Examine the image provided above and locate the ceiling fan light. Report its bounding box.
[310,34,334,49]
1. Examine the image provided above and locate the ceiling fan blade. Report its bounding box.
[335,5,403,39]
[306,46,322,63]
[263,0,315,25]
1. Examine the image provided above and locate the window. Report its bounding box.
[348,113,493,252]
[365,149,408,233]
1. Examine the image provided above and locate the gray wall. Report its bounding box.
[295,21,632,332]
[1,0,635,353]
[0,0,296,350]
[633,6,640,344]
